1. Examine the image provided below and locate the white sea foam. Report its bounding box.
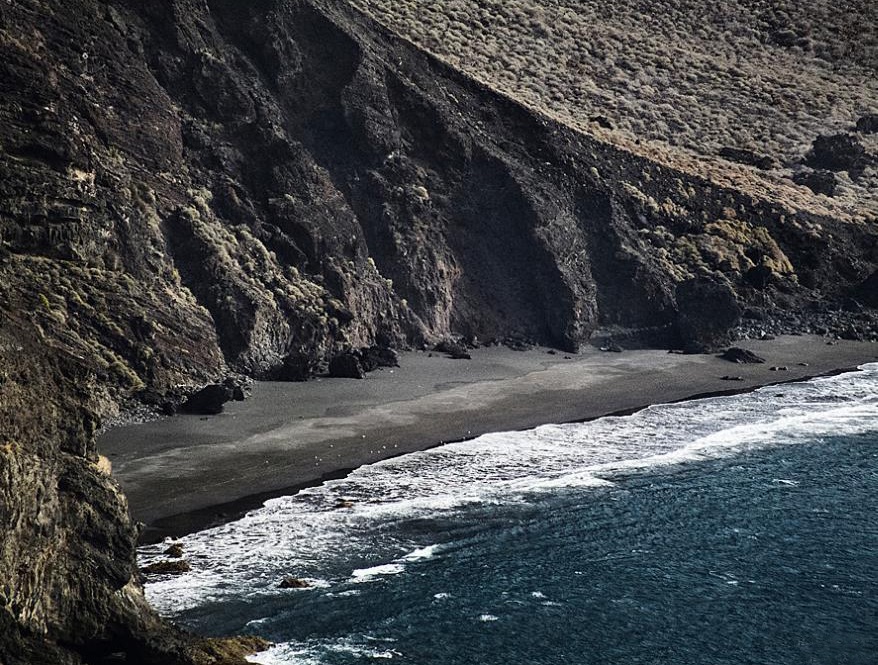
[350,563,406,583]
[142,363,878,627]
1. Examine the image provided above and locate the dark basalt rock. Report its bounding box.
[721,375,744,381]
[744,264,776,289]
[676,278,742,352]
[719,146,776,170]
[502,335,535,352]
[793,169,836,196]
[856,113,878,134]
[805,133,867,173]
[720,347,766,364]
[275,352,316,382]
[328,352,366,379]
[180,384,232,415]
[359,345,400,371]
[853,271,878,307]
[435,339,472,359]
[163,544,184,558]
[141,560,191,575]
[278,577,310,589]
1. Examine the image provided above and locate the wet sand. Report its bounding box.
[98,335,878,543]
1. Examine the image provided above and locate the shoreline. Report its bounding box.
[98,336,878,544]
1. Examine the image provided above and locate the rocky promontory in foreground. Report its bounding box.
[0,0,876,662]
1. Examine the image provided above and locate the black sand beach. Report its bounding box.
[99,336,878,542]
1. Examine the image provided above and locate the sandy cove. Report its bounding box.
[98,335,878,543]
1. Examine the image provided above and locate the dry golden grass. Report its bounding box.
[349,0,878,218]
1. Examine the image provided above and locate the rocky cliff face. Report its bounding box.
[1,0,876,662]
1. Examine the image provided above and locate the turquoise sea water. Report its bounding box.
[141,364,878,664]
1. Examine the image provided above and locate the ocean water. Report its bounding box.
[140,364,878,664]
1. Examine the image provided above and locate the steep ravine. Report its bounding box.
[0,0,876,663]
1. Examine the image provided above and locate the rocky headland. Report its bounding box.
[0,0,876,663]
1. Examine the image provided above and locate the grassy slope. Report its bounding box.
[349,0,878,218]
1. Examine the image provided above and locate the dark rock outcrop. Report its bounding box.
[328,352,366,379]
[855,114,878,134]
[675,278,742,352]
[793,169,837,196]
[141,560,192,575]
[435,339,472,359]
[853,271,878,308]
[274,352,317,382]
[181,384,233,416]
[278,577,310,589]
[719,147,776,170]
[805,134,868,173]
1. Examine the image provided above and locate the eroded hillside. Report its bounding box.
[350,0,878,217]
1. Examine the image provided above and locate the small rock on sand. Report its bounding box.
[719,347,766,364]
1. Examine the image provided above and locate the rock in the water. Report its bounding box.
[600,342,623,353]
[719,347,766,364]
[278,577,310,589]
[187,636,273,663]
[181,384,232,415]
[793,169,836,196]
[769,365,789,371]
[141,560,191,575]
[721,375,744,381]
[163,543,184,558]
[805,133,867,172]
[719,146,776,170]
[329,352,365,379]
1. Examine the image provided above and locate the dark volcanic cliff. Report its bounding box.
[0,0,876,663]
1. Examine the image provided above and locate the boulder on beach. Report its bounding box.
[719,347,766,364]
[434,339,471,359]
[329,352,366,379]
[360,345,400,371]
[181,384,232,415]
[275,352,315,382]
